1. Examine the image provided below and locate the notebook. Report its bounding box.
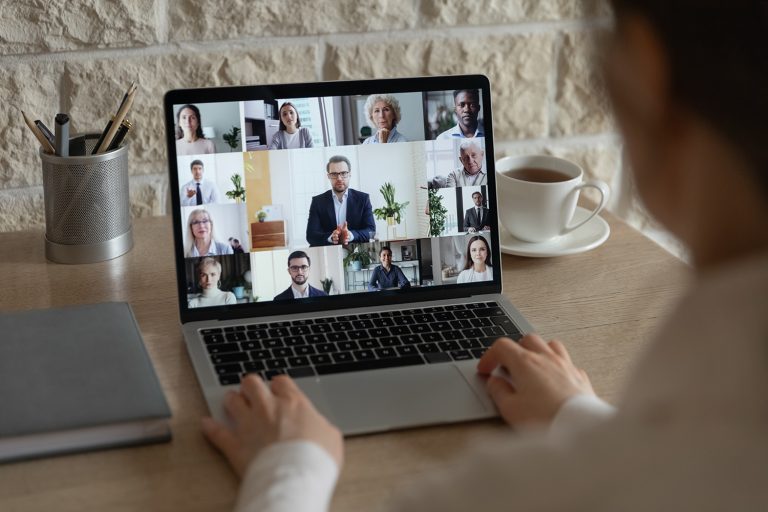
[164,75,534,434]
[0,302,171,462]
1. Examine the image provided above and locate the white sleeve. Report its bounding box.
[549,393,616,439]
[234,440,339,512]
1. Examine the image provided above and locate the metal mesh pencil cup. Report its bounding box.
[40,134,133,264]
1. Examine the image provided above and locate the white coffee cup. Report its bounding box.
[496,155,609,243]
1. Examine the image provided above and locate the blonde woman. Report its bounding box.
[362,94,408,144]
[188,257,236,308]
[456,235,493,283]
[184,209,233,258]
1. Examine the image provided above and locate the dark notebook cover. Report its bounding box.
[0,302,172,462]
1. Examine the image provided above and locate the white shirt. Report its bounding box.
[180,179,220,206]
[187,291,237,308]
[283,131,301,149]
[327,190,353,243]
[176,137,215,156]
[233,251,768,512]
[456,265,493,283]
[290,285,310,299]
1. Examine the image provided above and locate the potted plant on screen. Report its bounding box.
[428,188,448,236]
[225,174,246,203]
[223,126,241,151]
[320,277,334,295]
[373,182,409,226]
[343,244,372,271]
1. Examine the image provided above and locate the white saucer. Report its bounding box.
[500,207,610,258]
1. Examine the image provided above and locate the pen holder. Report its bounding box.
[40,133,133,264]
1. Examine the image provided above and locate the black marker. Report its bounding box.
[54,113,70,157]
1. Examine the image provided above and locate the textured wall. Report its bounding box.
[0,0,664,246]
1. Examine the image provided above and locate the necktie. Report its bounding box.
[476,208,481,225]
[196,183,203,205]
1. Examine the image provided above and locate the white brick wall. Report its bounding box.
[0,0,671,251]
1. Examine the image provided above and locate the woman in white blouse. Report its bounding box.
[188,257,236,308]
[456,235,493,283]
[175,104,215,156]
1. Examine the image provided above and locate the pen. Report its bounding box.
[92,82,136,154]
[55,113,70,157]
[95,82,138,154]
[21,110,55,154]
[35,120,55,147]
[107,118,133,151]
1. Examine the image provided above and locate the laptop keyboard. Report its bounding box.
[199,301,522,385]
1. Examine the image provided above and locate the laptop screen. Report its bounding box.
[165,76,501,321]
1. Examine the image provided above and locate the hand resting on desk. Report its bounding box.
[201,333,594,478]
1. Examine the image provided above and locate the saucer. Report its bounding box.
[500,207,610,258]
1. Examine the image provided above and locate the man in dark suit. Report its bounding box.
[273,251,328,300]
[464,191,491,232]
[306,155,376,247]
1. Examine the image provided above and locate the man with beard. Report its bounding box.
[436,89,485,140]
[273,251,327,300]
[446,139,486,187]
[306,155,376,247]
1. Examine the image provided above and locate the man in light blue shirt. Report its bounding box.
[436,89,485,140]
[180,160,221,206]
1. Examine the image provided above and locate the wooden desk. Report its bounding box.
[0,214,689,511]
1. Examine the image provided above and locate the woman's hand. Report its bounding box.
[202,375,344,478]
[477,334,595,426]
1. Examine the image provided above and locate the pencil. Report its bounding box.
[22,110,55,154]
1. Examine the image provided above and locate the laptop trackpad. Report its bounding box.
[296,363,496,435]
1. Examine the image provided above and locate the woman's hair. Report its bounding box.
[463,235,492,270]
[175,104,205,140]
[197,257,221,277]
[277,102,302,131]
[364,94,402,129]
[609,0,768,195]
[185,208,217,255]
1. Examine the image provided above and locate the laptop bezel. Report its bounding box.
[164,75,502,325]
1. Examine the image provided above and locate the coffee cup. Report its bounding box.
[495,155,609,243]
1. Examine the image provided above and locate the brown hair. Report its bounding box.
[277,102,302,131]
[609,0,768,195]
[463,235,491,270]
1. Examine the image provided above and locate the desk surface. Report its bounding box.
[0,214,689,512]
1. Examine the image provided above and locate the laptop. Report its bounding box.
[164,75,533,434]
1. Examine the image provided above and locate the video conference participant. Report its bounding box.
[180,159,221,206]
[175,104,216,155]
[273,251,328,300]
[362,94,408,144]
[445,139,487,187]
[436,89,485,140]
[367,246,411,291]
[268,102,314,150]
[464,191,491,232]
[188,257,237,308]
[306,155,376,247]
[185,209,234,257]
[457,235,493,283]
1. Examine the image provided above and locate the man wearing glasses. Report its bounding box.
[306,155,376,247]
[273,251,328,300]
[436,89,484,140]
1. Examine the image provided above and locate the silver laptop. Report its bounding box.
[164,75,533,434]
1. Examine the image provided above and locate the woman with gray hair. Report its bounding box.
[362,93,408,144]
